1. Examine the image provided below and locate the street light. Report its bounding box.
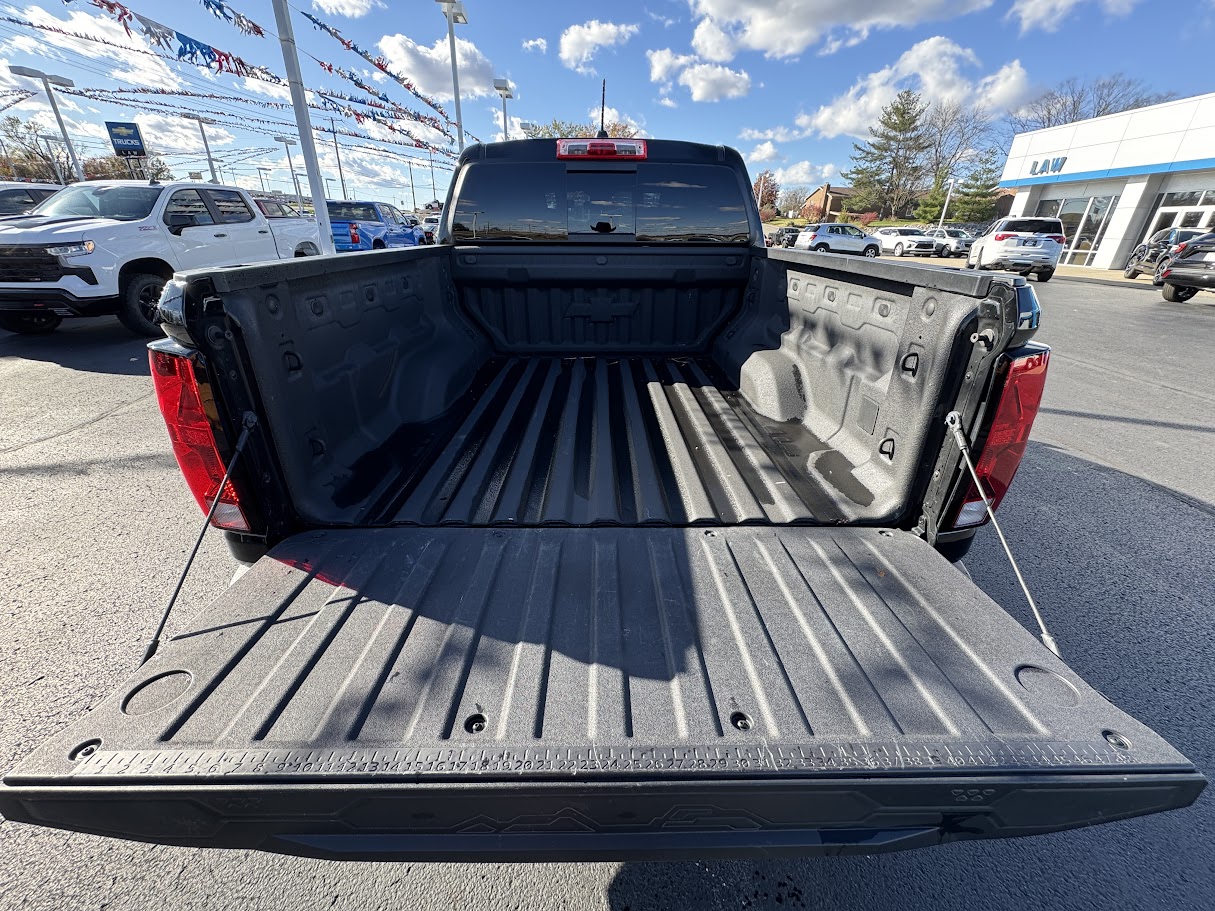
[37,134,65,184]
[10,66,83,181]
[182,114,218,183]
[257,166,271,194]
[324,176,335,198]
[435,0,467,150]
[519,121,538,137]
[273,135,303,211]
[494,78,513,141]
[938,177,957,229]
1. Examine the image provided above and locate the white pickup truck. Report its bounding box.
[0,180,321,336]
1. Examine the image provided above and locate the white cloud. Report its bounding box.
[678,62,751,102]
[522,37,547,53]
[747,140,778,163]
[646,48,697,84]
[771,161,837,186]
[310,0,385,18]
[241,78,292,101]
[657,96,678,109]
[1008,0,1139,32]
[559,20,640,74]
[488,105,527,142]
[16,6,181,90]
[646,9,679,27]
[691,18,735,62]
[687,0,994,57]
[135,114,235,155]
[378,33,496,101]
[587,104,649,137]
[738,125,801,142]
[798,37,1029,139]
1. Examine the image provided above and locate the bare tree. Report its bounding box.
[1007,74,1176,133]
[924,100,992,182]
[776,185,807,216]
[523,118,639,138]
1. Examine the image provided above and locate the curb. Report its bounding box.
[1051,273,1159,291]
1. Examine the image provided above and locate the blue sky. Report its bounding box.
[0,0,1209,204]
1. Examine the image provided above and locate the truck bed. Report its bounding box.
[382,356,851,526]
[2,525,1201,860]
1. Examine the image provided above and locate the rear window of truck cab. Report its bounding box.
[449,161,751,243]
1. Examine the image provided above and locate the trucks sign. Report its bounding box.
[105,122,146,158]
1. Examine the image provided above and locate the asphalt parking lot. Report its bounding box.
[1,278,1213,910]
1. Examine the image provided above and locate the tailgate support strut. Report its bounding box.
[140,412,257,666]
[945,410,1059,657]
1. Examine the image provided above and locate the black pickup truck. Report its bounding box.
[1,138,1202,861]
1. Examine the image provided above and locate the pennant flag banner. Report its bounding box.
[199,0,266,38]
[64,0,283,82]
[298,11,450,124]
[62,88,458,158]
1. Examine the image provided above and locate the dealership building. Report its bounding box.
[999,91,1215,270]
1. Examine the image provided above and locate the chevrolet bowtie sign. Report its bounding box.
[105,121,146,158]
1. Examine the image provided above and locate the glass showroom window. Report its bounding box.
[1036,195,1121,266]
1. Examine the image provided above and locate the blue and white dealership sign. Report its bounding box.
[105,122,146,158]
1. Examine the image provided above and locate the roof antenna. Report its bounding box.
[597,79,608,138]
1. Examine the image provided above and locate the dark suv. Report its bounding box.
[773,226,801,247]
[1124,227,1209,281]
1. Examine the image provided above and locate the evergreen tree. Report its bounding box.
[951,154,1004,224]
[914,175,949,224]
[842,90,932,219]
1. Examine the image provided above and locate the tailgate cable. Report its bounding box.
[140,412,257,666]
[945,411,1060,657]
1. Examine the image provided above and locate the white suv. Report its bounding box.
[792,222,881,257]
[967,217,1066,282]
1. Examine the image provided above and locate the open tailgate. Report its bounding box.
[1,527,1202,860]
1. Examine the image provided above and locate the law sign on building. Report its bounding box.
[105,122,146,158]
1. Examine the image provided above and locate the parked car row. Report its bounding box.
[771,222,976,259]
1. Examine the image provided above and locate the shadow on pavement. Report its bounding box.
[0,317,152,376]
[605,441,1213,911]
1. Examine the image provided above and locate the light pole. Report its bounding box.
[257,167,270,194]
[324,176,335,198]
[519,121,537,138]
[274,135,302,211]
[435,0,467,150]
[329,117,347,200]
[937,177,957,229]
[270,0,336,255]
[494,78,513,140]
[406,159,416,211]
[182,114,218,183]
[11,66,83,181]
[38,134,65,184]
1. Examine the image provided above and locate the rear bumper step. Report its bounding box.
[2,774,1203,861]
[2,526,1203,859]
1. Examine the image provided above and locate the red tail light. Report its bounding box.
[1048,235,1066,244]
[994,232,1013,241]
[149,349,250,532]
[349,223,360,244]
[952,349,1050,528]
[804,233,817,241]
[1174,242,1188,254]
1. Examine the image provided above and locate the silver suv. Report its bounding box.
[926,227,974,258]
[792,222,881,257]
